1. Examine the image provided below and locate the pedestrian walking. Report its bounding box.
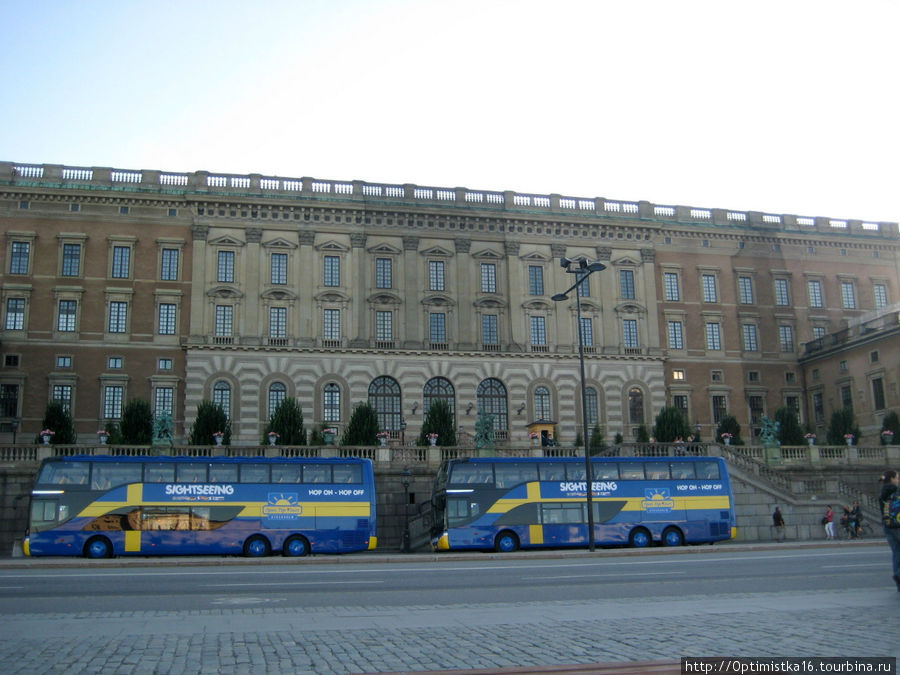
[878,470,900,592]
[823,505,835,540]
[773,506,786,542]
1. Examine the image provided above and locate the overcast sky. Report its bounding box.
[2,0,897,224]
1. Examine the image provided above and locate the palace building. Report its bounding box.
[1,161,897,445]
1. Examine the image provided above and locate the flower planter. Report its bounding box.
[214,436,224,446]
[41,435,51,445]
[268,436,277,446]
[98,435,108,445]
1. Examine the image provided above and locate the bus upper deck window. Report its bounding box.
[176,464,207,483]
[670,463,696,479]
[303,465,331,484]
[208,464,238,483]
[272,464,302,484]
[645,464,670,480]
[592,462,619,480]
[333,465,361,484]
[144,464,175,483]
[240,464,270,483]
[619,462,645,480]
[538,463,566,482]
[696,461,720,480]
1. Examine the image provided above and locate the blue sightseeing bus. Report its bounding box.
[431,456,736,552]
[24,455,377,558]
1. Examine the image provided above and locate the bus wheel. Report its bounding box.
[629,528,651,548]
[84,536,112,559]
[662,527,684,547]
[243,535,271,558]
[494,531,519,553]
[283,535,309,557]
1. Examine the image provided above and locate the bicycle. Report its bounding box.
[838,517,873,539]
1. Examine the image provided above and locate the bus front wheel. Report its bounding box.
[662,527,684,547]
[494,531,519,553]
[84,536,113,559]
[243,535,271,558]
[283,535,310,557]
[629,528,651,548]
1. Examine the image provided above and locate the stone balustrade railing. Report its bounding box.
[3,161,897,236]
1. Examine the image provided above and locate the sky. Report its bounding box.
[2,0,898,224]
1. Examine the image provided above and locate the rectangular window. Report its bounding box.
[155,387,174,416]
[160,248,179,281]
[673,394,688,419]
[874,283,888,309]
[104,386,123,419]
[323,256,340,287]
[323,309,341,340]
[749,396,764,425]
[0,384,19,417]
[579,317,593,347]
[376,258,392,289]
[807,280,823,308]
[738,276,754,304]
[530,316,547,345]
[623,319,639,348]
[482,314,498,345]
[429,261,445,291]
[269,307,287,338]
[56,356,72,368]
[9,242,30,274]
[813,392,824,422]
[667,321,684,350]
[840,385,853,412]
[112,246,131,279]
[375,310,393,341]
[774,278,790,306]
[58,300,77,332]
[702,274,718,303]
[785,395,800,414]
[673,369,685,381]
[779,325,794,352]
[158,358,173,370]
[61,243,81,277]
[576,270,590,298]
[663,272,680,301]
[323,386,340,422]
[108,302,128,333]
[528,266,544,296]
[217,251,234,283]
[840,281,856,309]
[712,395,727,424]
[430,312,447,343]
[742,324,759,351]
[812,325,826,339]
[872,377,886,411]
[157,303,176,335]
[619,269,635,300]
[51,385,72,413]
[214,305,233,336]
[481,263,497,293]
[108,357,123,369]
[270,253,287,285]
[5,298,24,330]
[705,322,722,350]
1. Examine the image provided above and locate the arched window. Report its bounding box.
[628,387,645,425]
[534,386,551,420]
[323,382,341,422]
[477,378,508,431]
[213,381,231,419]
[423,377,455,419]
[369,376,401,431]
[585,387,599,428]
[268,382,286,420]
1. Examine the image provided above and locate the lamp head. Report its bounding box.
[551,293,569,301]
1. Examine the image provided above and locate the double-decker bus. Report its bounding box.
[431,456,735,552]
[24,455,377,558]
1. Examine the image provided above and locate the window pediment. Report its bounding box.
[367,292,402,306]
[208,235,245,247]
[420,245,454,258]
[520,251,550,262]
[262,237,297,250]
[207,286,244,299]
[613,256,640,267]
[368,243,402,255]
[473,297,507,309]
[315,240,349,253]
[261,289,297,301]
[472,248,504,260]
[314,290,350,303]
[422,293,456,307]
[615,302,645,314]
[522,299,552,311]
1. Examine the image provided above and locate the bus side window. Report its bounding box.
[333,465,361,484]
[591,461,619,480]
[619,462,645,480]
[209,464,238,483]
[566,464,586,482]
[538,462,566,482]
[240,464,270,483]
[176,463,207,483]
[670,463,696,479]
[645,464,670,480]
[696,461,720,480]
[303,465,331,484]
[144,463,175,483]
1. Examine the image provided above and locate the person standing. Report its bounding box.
[824,505,835,540]
[879,470,899,591]
[773,506,786,542]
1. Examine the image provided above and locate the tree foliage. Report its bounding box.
[715,415,743,446]
[120,399,153,445]
[774,406,805,446]
[826,408,860,445]
[190,400,231,446]
[651,406,692,442]
[38,400,76,444]
[417,399,456,446]
[635,424,650,442]
[588,424,606,455]
[263,397,306,445]
[341,402,380,445]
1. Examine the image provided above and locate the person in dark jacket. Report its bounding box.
[772,506,785,541]
[879,470,899,591]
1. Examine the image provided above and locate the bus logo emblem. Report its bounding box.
[642,488,675,513]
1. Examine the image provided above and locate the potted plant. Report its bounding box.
[882,429,894,444]
[805,433,816,446]
[40,429,54,445]
[529,431,539,447]
[843,433,854,446]
[267,431,279,446]
[426,432,438,446]
[212,431,225,446]
[720,432,732,446]
[323,427,337,445]
[97,429,109,445]
[376,431,390,446]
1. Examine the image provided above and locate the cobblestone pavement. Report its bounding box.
[1,587,898,674]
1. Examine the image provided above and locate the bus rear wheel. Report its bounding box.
[494,531,519,553]
[243,535,271,558]
[662,527,684,547]
[629,528,651,548]
[84,536,113,559]
[283,535,309,557]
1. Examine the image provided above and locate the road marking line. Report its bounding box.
[203,580,383,587]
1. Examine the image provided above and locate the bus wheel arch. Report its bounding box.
[494,530,520,553]
[628,527,651,548]
[283,535,310,557]
[661,526,684,547]
[83,535,113,559]
[243,534,271,558]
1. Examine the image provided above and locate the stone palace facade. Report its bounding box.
[1,162,898,446]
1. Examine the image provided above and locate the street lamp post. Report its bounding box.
[401,468,411,553]
[552,257,606,552]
